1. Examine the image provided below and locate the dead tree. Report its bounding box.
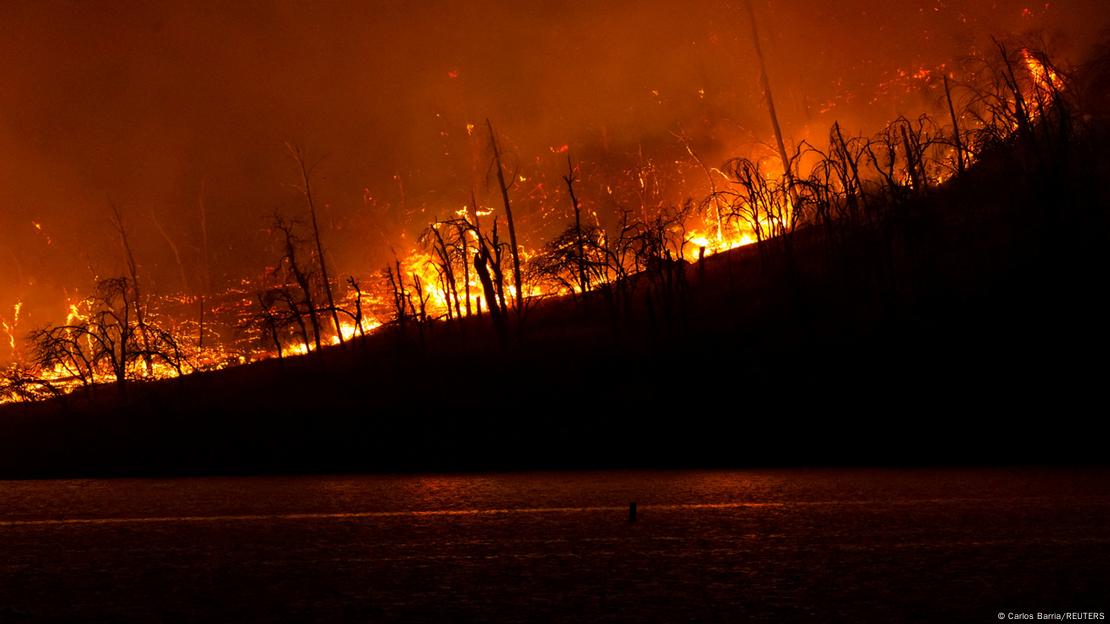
[743,0,798,202]
[478,216,509,319]
[455,213,473,317]
[944,75,967,175]
[273,215,322,353]
[830,121,869,222]
[421,222,463,320]
[473,242,505,339]
[91,277,135,388]
[276,287,313,353]
[29,275,198,393]
[254,291,286,359]
[28,326,97,390]
[993,38,1034,145]
[465,190,508,317]
[715,158,778,244]
[109,203,153,377]
[865,123,911,206]
[32,278,140,391]
[135,325,192,378]
[528,223,613,297]
[385,257,410,331]
[287,143,343,345]
[563,154,590,294]
[486,120,524,315]
[345,276,367,339]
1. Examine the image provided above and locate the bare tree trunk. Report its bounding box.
[486,120,524,315]
[410,273,429,348]
[430,225,462,319]
[832,121,868,219]
[386,258,409,332]
[563,154,589,294]
[256,293,283,360]
[944,75,966,175]
[282,290,312,354]
[276,217,321,353]
[109,202,152,377]
[743,0,797,203]
[489,219,509,318]
[347,276,367,338]
[460,220,472,317]
[287,143,343,344]
[900,123,923,193]
[471,200,508,317]
[993,38,1033,146]
[474,244,504,339]
[113,278,134,391]
[463,189,480,317]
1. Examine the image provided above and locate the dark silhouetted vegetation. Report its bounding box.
[2,41,1108,477]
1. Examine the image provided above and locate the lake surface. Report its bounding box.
[1,469,1108,622]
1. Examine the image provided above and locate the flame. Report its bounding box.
[1022,49,1061,94]
[1,304,19,355]
[0,45,1076,405]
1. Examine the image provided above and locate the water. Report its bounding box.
[1,469,1107,622]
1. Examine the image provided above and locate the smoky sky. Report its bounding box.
[1,0,1107,332]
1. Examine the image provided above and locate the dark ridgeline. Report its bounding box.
[1,41,1110,478]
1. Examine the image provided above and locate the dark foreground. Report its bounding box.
[1,469,1107,622]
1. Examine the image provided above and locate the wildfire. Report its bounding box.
[2,302,21,355]
[0,41,1075,406]
[1022,49,1061,94]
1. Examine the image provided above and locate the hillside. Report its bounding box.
[2,108,1109,478]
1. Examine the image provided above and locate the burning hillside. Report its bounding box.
[0,1,1107,404]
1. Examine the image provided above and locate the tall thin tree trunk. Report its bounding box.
[474,244,504,341]
[110,202,152,377]
[563,154,589,294]
[460,221,472,317]
[900,123,923,193]
[278,218,321,353]
[994,38,1033,144]
[743,0,797,204]
[288,143,343,344]
[944,75,966,175]
[486,120,524,315]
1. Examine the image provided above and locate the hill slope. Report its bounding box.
[2,116,1109,478]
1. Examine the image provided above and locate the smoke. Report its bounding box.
[1,0,1106,335]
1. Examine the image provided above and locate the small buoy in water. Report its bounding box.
[629,501,637,522]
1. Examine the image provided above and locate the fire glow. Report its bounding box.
[0,3,1080,404]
